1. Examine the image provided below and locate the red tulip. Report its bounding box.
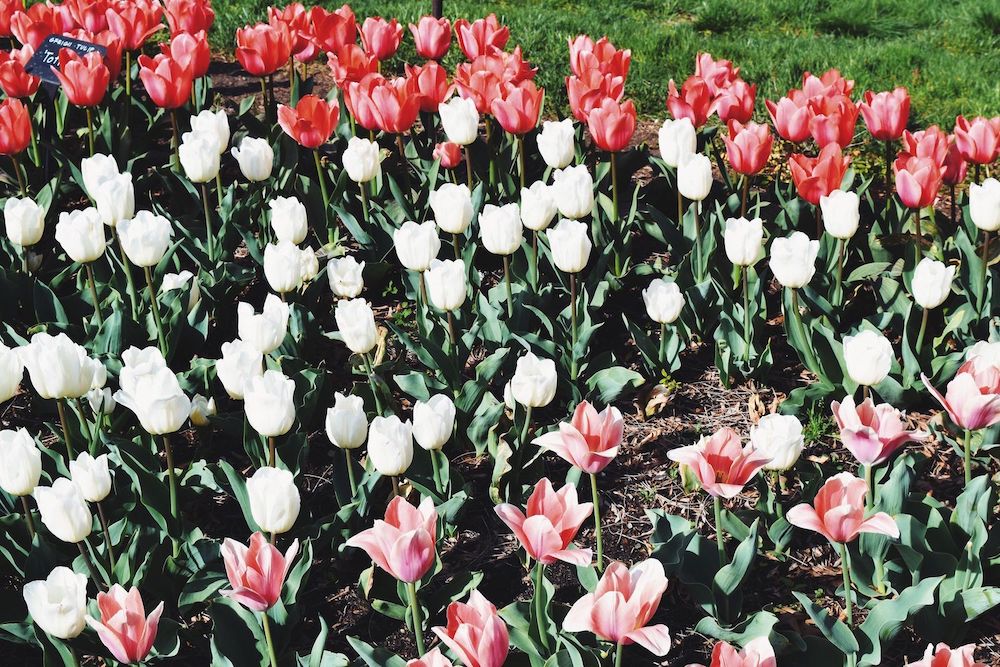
[86,585,164,665]
[0,97,30,155]
[909,643,987,667]
[327,44,377,90]
[269,3,318,63]
[491,80,543,135]
[831,395,928,466]
[666,75,713,128]
[138,53,193,109]
[695,52,740,96]
[787,472,898,543]
[235,22,292,77]
[360,16,403,61]
[922,360,1000,431]
[667,426,770,498]
[894,154,942,209]
[766,92,812,143]
[346,496,437,583]
[694,638,777,667]
[954,115,1000,165]
[534,400,623,474]
[495,477,593,566]
[724,120,773,176]
[567,35,630,80]
[860,87,910,141]
[164,0,214,37]
[452,62,501,116]
[65,0,111,33]
[801,68,854,99]
[788,143,851,206]
[587,96,636,153]
[901,125,949,165]
[808,94,859,148]
[488,46,537,85]
[0,45,39,98]
[434,141,462,169]
[713,78,756,124]
[308,4,356,54]
[10,4,64,49]
[942,136,968,186]
[105,0,163,52]
[409,16,451,60]
[0,0,24,38]
[454,14,509,60]
[432,591,509,667]
[406,61,448,113]
[161,30,211,80]
[566,69,625,123]
[52,49,109,108]
[346,74,419,134]
[278,94,339,148]
[221,532,299,612]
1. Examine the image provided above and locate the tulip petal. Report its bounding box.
[624,624,672,656]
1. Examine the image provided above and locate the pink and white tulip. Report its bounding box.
[533,400,623,474]
[346,496,437,583]
[831,395,928,466]
[667,427,770,498]
[786,472,898,544]
[221,532,299,612]
[494,477,593,566]
[86,585,164,665]
[432,590,509,667]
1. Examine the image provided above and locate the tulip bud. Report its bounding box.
[190,108,230,154]
[413,394,456,451]
[511,352,557,407]
[263,241,314,293]
[216,339,264,400]
[81,154,120,200]
[479,203,523,256]
[325,392,368,450]
[231,137,274,182]
[547,218,592,273]
[342,136,382,183]
[69,452,112,503]
[55,208,106,263]
[93,172,135,228]
[769,231,819,289]
[429,183,473,235]
[657,117,697,167]
[969,178,1000,232]
[87,388,115,415]
[4,196,45,246]
[189,394,216,426]
[23,567,88,639]
[677,153,713,201]
[820,190,860,240]
[439,95,480,146]
[551,164,594,219]
[537,118,575,169]
[34,478,93,543]
[118,211,173,267]
[368,415,414,476]
[179,130,221,183]
[434,141,462,168]
[161,270,201,313]
[237,294,289,355]
[300,246,318,282]
[328,255,365,298]
[520,181,557,232]
[17,332,103,400]
[268,196,308,244]
[246,466,300,534]
[0,428,41,496]
[642,276,684,323]
[843,330,893,387]
[750,414,804,471]
[425,259,467,311]
[244,370,296,437]
[911,258,956,310]
[335,298,378,354]
[723,217,763,267]
[394,220,441,272]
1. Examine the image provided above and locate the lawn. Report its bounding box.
[213,0,1000,127]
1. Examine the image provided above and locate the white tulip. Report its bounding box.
[843,330,893,387]
[160,270,201,313]
[328,255,365,298]
[724,217,764,267]
[300,246,319,282]
[80,153,120,200]
[4,196,45,246]
[769,231,819,289]
[263,241,314,293]
[23,567,88,639]
[520,181,557,231]
[642,277,685,324]
[87,387,115,415]
[115,347,191,435]
[93,172,135,228]
[657,117,697,168]
[394,220,441,272]
[425,259,466,311]
[677,153,712,201]
[268,196,308,244]
[335,298,377,354]
[179,130,221,183]
[0,341,24,403]
[429,183,473,235]
[368,415,413,476]
[413,394,456,451]
[970,178,1000,232]
[537,118,575,169]
[510,352,557,408]
[479,203,522,256]
[189,394,216,426]
[966,341,1000,370]
[69,452,111,503]
[190,108,230,154]
[231,137,274,182]
[750,414,804,471]
[911,258,956,310]
[551,164,594,220]
[820,190,860,240]
[244,370,296,437]
[439,96,480,145]
[17,332,102,399]
[246,466,300,534]
[236,293,288,355]
[118,211,173,267]
[55,208,106,263]
[34,478,92,543]
[547,218,592,273]
[325,392,367,450]
[0,428,41,496]
[342,136,382,183]
[216,339,263,400]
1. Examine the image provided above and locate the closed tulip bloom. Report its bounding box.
[4,196,44,246]
[495,477,593,565]
[216,339,263,400]
[789,143,851,205]
[692,637,776,667]
[911,258,956,309]
[231,137,274,182]
[820,189,860,240]
[328,256,365,298]
[510,352,558,408]
[81,153,121,200]
[666,75,713,128]
[749,414,805,471]
[263,241,314,293]
[551,165,595,220]
[768,95,813,143]
[408,60,449,113]
[547,218,592,273]
[347,495,436,582]
[434,142,462,168]
[137,53,192,109]
[18,332,102,399]
[87,388,116,416]
[563,559,671,656]
[222,532,299,612]
[237,294,289,355]
[520,182,558,232]
[425,259,467,312]
[189,394,215,426]
[23,567,88,640]
[537,118,575,169]
[953,115,999,165]
[909,643,987,667]
[161,29,211,79]
[368,415,414,477]
[69,452,111,503]
[114,366,191,435]
[395,220,441,272]
[409,16,451,60]
[713,78,756,124]
[832,395,928,466]
[325,392,367,450]
[278,94,339,149]
[642,277,685,324]
[407,648,453,667]
[0,428,41,496]
[0,45,41,99]
[342,136,382,183]
[439,96,479,146]
[724,120,773,175]
[668,427,770,498]
[787,472,898,543]
[360,16,402,60]
[769,231,819,289]
[190,108,229,154]
[164,0,215,36]
[268,196,308,245]
[236,22,291,77]
[723,216,763,267]
[52,49,108,107]
[105,0,164,50]
[657,116,696,168]
[894,154,942,210]
[413,394,456,451]
[534,400,623,474]
[179,130,221,183]
[308,4,357,54]
[922,361,1000,431]
[677,153,713,201]
[587,97,636,153]
[93,173,135,228]
[860,88,910,141]
[428,183,473,235]
[454,13,509,59]
[969,178,1000,232]
[479,203,523,256]
[0,97,30,155]
[335,298,377,354]
[244,371,296,437]
[55,208,106,263]
[843,330,893,387]
[117,211,173,267]
[491,81,543,135]
[433,590,509,667]
[0,342,23,403]
[246,466,300,534]
[86,585,163,665]
[807,95,859,149]
[34,478,93,543]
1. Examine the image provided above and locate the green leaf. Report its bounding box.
[791,591,859,656]
[856,576,942,666]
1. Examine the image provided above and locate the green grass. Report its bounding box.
[212,0,1000,127]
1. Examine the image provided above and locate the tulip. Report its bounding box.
[407,60,448,113]
[0,341,22,404]
[325,393,368,450]
[18,332,103,407]
[521,181,558,232]
[360,16,402,61]
[749,414,804,471]
[723,121,773,208]
[642,276,685,331]
[368,415,414,482]
[161,30,210,80]
[0,428,40,498]
[327,43,377,89]
[694,52,739,92]
[55,207,106,264]
[278,94,339,149]
[713,78,756,124]
[34,478,93,544]
[23,567,88,640]
[231,137,273,182]
[236,21,291,78]
[81,153,120,199]
[547,218,592,274]
[496,476,593,565]
[657,117,696,170]
[691,638,776,667]
[340,137,381,185]
[566,70,621,127]
[0,45,40,100]
[437,97,481,156]
[164,0,214,36]
[666,75,713,128]
[114,361,191,436]
[179,130,221,183]
[895,153,941,211]
[909,643,987,667]
[587,97,636,154]
[0,98,31,182]
[237,294,289,355]
[409,16,451,60]
[69,452,111,503]
[92,172,135,229]
[433,141,462,169]
[861,88,910,192]
[510,352,557,408]
[820,189,860,241]
[394,220,441,273]
[433,590,509,667]
[187,394,214,427]
[347,493,437,582]
[954,115,999,168]
[766,93,813,143]
[843,329,893,389]
[247,466,300,535]
[335,298,377,355]
[4,196,44,248]
[769,231,818,289]
[425,259,467,323]
[190,109,229,156]
[222,530,298,612]
[328,255,365,299]
[268,196,308,245]
[137,53,192,109]
[969,178,1000,232]
[454,13,509,59]
[117,211,172,267]
[413,394,456,451]
[244,371,296,458]
[216,339,263,400]
[492,80,543,138]
[965,341,1000,369]
[345,74,421,135]
[677,152,712,203]
[429,183,474,252]
[551,164,595,220]
[789,142,851,209]
[87,585,163,665]
[263,240,316,294]
[807,95,859,149]
[723,216,763,268]
[52,48,109,109]
[912,257,956,311]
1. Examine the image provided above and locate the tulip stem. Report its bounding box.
[692,200,702,281]
[169,110,180,170]
[741,266,751,361]
[835,238,846,307]
[77,541,104,590]
[85,107,95,157]
[143,266,168,356]
[417,272,428,337]
[96,501,116,575]
[614,641,624,667]
[883,140,891,208]
[20,496,35,540]
[390,476,400,497]
[313,150,332,242]
[517,135,526,193]
[363,352,384,416]
[112,228,140,319]
[713,495,727,566]
[484,119,496,187]
[446,309,458,349]
[916,307,929,354]
[864,464,874,512]
[28,103,40,167]
[658,322,667,368]
[839,542,854,628]
[963,428,972,485]
[534,562,549,650]
[981,231,991,315]
[57,399,74,460]
[503,255,514,318]
[268,436,276,468]
[531,231,539,290]
[740,176,750,218]
[788,289,821,374]
[914,208,922,258]
[406,581,426,656]
[464,145,473,189]
[452,232,461,259]
[509,405,533,503]
[570,273,579,380]
[344,449,357,497]
[261,611,279,667]
[200,182,215,262]
[85,262,102,325]
[590,473,604,572]
[10,154,25,196]
[162,434,179,557]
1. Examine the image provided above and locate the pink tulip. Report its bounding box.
[407,648,454,667]
[346,496,437,583]
[724,120,773,176]
[409,16,451,61]
[831,395,929,466]
[533,400,623,474]
[713,78,756,124]
[568,35,631,80]
[360,16,403,61]
[587,96,636,153]
[563,558,671,655]
[860,88,910,141]
[491,80,543,136]
[694,52,739,96]
[494,477,593,566]
[800,68,854,99]
[954,115,999,165]
[222,533,299,612]
[787,472,898,544]
[453,14,509,61]
[894,154,942,209]
[86,585,164,665]
[922,361,1000,432]
[666,75,713,129]
[909,643,986,667]
[666,427,769,498]
[808,94,859,149]
[766,93,812,143]
[432,590,509,667]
